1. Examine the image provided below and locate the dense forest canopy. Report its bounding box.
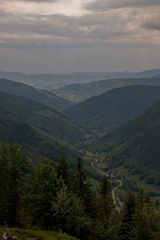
[0,142,159,240]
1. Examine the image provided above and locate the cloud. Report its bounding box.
[0,10,134,49]
[1,1,160,73]
[141,14,160,31]
[0,0,160,50]
[2,0,58,2]
[0,0,87,17]
[86,0,160,11]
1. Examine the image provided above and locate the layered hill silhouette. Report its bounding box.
[66,85,160,133]
[1,68,160,90]
[0,91,85,161]
[0,78,72,112]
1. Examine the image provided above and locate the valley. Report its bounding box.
[91,157,124,212]
[1,1,160,238]
[0,78,160,199]
[66,85,160,133]
[0,76,160,239]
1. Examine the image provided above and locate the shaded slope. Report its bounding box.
[0,78,72,112]
[94,101,160,183]
[67,85,160,133]
[0,92,85,161]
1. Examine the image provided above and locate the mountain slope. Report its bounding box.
[94,100,160,183]
[0,92,85,160]
[66,85,160,133]
[0,78,72,112]
[54,78,160,103]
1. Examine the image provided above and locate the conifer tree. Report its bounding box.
[98,176,113,217]
[56,156,69,185]
[131,193,160,240]
[52,182,89,237]
[0,142,31,227]
[118,192,136,240]
[95,176,116,240]
[30,159,58,229]
[73,158,92,210]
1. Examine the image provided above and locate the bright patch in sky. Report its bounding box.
[1,0,90,16]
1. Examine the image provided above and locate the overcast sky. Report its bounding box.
[0,0,160,73]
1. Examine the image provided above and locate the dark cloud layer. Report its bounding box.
[142,15,160,31]
[0,0,160,48]
[0,0,160,73]
[86,0,160,11]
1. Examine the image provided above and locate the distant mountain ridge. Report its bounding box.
[0,78,72,112]
[1,68,160,90]
[66,85,160,133]
[54,77,160,103]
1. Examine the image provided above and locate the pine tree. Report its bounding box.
[30,159,58,229]
[131,193,160,240]
[118,192,136,240]
[0,142,31,227]
[56,156,69,185]
[72,158,92,210]
[95,176,116,240]
[52,182,90,237]
[98,176,113,217]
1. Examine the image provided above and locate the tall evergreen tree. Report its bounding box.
[0,142,31,227]
[95,176,117,240]
[98,176,113,217]
[118,192,136,240]
[56,156,69,185]
[52,182,90,237]
[72,158,92,210]
[131,194,160,240]
[30,159,58,229]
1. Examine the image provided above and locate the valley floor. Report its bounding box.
[85,151,160,203]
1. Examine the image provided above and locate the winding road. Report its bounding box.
[112,179,124,213]
[92,159,124,212]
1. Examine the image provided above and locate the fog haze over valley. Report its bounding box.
[1,68,160,90]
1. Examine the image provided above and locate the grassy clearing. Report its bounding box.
[113,166,160,200]
[93,160,108,170]
[89,177,100,191]
[0,227,79,240]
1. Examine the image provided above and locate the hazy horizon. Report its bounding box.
[1,67,160,75]
[0,0,160,74]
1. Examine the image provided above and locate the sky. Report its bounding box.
[0,0,160,73]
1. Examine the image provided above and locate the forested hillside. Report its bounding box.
[1,0,160,237]
[0,91,85,161]
[0,142,159,240]
[67,85,160,133]
[0,80,160,240]
[94,100,160,184]
[0,78,72,112]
